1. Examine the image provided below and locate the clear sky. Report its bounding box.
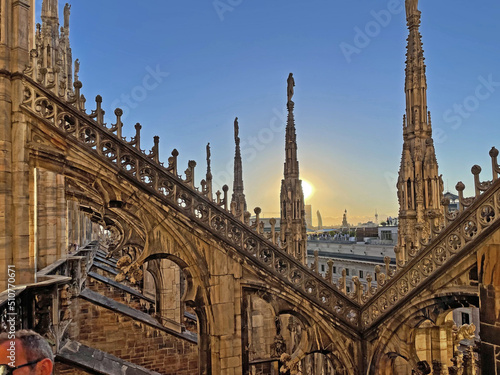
[37,1,500,226]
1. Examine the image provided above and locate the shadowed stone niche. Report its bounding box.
[478,242,500,374]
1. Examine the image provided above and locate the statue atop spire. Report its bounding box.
[287,73,295,104]
[231,117,246,219]
[405,0,419,18]
[234,117,239,144]
[64,3,71,31]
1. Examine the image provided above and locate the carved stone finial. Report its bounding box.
[471,165,481,176]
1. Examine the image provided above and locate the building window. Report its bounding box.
[359,270,364,279]
[381,230,392,240]
[346,286,350,293]
[321,264,325,272]
[461,312,470,325]
[333,266,336,274]
[346,269,350,276]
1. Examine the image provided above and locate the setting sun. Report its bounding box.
[302,179,314,201]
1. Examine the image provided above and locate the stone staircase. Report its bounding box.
[0,242,200,375]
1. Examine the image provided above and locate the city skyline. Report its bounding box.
[42,1,500,226]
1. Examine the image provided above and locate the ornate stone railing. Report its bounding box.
[21,77,360,329]
[360,150,500,329]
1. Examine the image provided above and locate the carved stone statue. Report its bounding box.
[206,142,211,167]
[454,323,476,347]
[287,73,295,103]
[64,3,71,29]
[234,117,239,143]
[406,0,419,18]
[74,58,80,80]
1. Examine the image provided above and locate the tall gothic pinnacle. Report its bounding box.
[231,117,246,216]
[404,0,430,138]
[284,73,299,179]
[280,73,307,263]
[41,0,59,25]
[396,0,444,267]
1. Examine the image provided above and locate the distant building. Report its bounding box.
[377,225,398,245]
[341,209,349,229]
[305,204,313,229]
[317,210,323,230]
[307,240,396,292]
[444,191,459,211]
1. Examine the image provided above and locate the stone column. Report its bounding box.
[157,258,183,329]
[36,169,59,269]
[0,0,34,289]
[208,248,243,374]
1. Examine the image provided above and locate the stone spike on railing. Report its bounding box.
[472,165,482,197]
[312,250,319,274]
[73,81,83,111]
[454,181,476,212]
[490,147,499,181]
[352,276,363,304]
[384,256,393,278]
[269,218,276,245]
[216,190,221,205]
[253,207,261,233]
[340,269,347,294]
[325,259,334,284]
[165,149,179,177]
[472,164,492,197]
[455,181,465,212]
[366,273,373,295]
[131,123,141,150]
[90,95,105,126]
[109,108,123,139]
[183,160,196,188]
[205,143,213,201]
[222,185,229,210]
[441,197,452,225]
[152,136,159,163]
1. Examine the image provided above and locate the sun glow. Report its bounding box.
[302,180,314,201]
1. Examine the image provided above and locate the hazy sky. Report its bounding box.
[38,1,500,226]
